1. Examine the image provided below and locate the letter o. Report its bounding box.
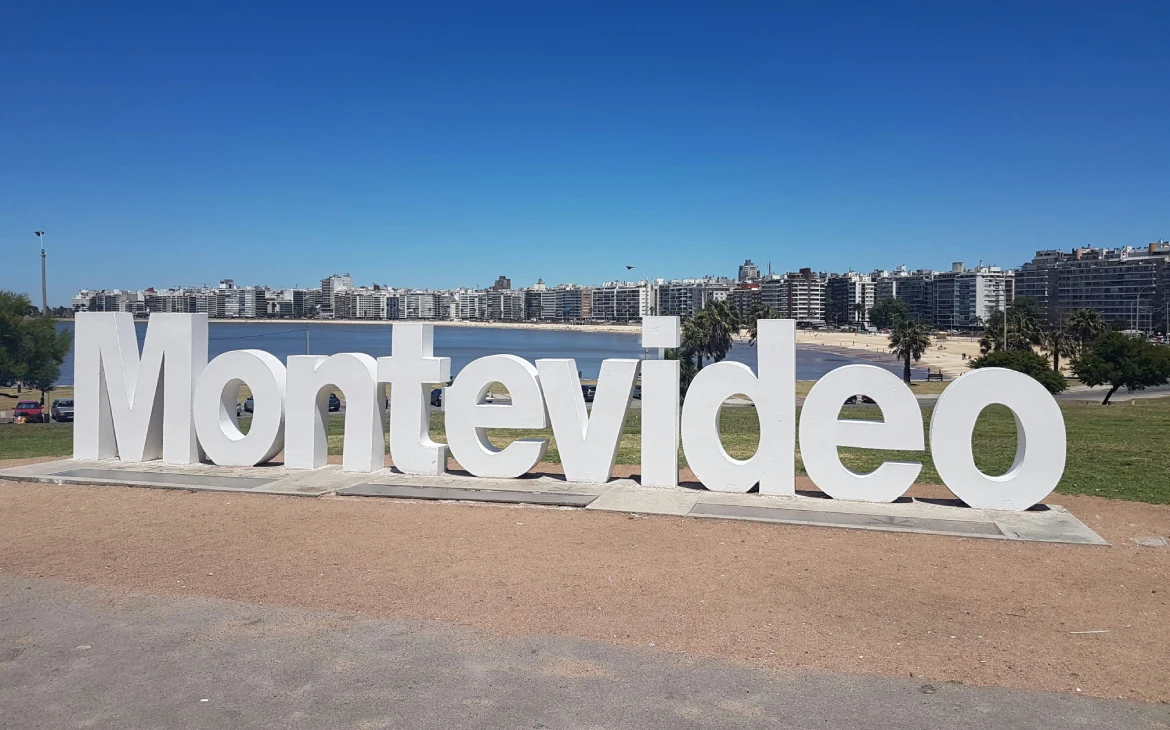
[929,368,1066,511]
[194,350,287,466]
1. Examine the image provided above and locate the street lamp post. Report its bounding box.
[1134,285,1156,337]
[626,264,656,359]
[625,265,655,316]
[34,231,48,317]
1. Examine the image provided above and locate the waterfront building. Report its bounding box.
[729,283,761,319]
[931,263,1012,330]
[318,273,353,317]
[825,272,875,327]
[1015,242,1170,331]
[760,269,827,326]
[486,290,525,321]
[591,282,649,322]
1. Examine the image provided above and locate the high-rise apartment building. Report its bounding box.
[591,282,649,322]
[737,259,761,283]
[1015,242,1170,331]
[825,272,875,327]
[318,273,353,317]
[760,269,826,326]
[931,263,1012,330]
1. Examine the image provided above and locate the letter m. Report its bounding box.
[73,313,209,463]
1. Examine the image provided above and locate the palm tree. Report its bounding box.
[681,300,739,372]
[664,347,699,393]
[1042,326,1076,373]
[747,304,779,346]
[888,319,932,383]
[681,311,711,373]
[853,302,867,326]
[1066,308,1106,353]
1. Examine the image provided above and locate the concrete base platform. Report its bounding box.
[0,459,1107,545]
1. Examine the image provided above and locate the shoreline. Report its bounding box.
[54,317,979,377]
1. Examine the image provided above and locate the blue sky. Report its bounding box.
[2,2,1167,305]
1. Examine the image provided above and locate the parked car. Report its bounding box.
[328,393,342,412]
[581,384,596,403]
[632,383,641,400]
[843,394,876,405]
[13,401,44,423]
[244,396,254,413]
[430,388,443,407]
[51,398,74,422]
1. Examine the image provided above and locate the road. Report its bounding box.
[2,576,1165,730]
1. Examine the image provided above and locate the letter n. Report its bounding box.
[73,312,209,463]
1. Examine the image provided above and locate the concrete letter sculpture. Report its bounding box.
[799,364,924,503]
[640,316,681,487]
[193,350,286,466]
[73,312,207,463]
[285,353,384,472]
[930,368,1067,510]
[537,357,639,483]
[444,355,548,478]
[680,318,796,494]
[70,314,1068,511]
[377,324,451,475]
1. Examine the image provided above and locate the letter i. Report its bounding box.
[639,316,681,487]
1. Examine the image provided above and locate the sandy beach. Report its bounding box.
[794,330,984,377]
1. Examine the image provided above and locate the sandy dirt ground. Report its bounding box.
[1,457,1167,703]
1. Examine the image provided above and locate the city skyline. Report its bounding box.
[3,3,1167,305]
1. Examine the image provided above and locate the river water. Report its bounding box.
[52,321,924,385]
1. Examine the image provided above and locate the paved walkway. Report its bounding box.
[1,576,1164,730]
[0,458,1106,545]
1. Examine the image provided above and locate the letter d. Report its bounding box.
[681,319,795,494]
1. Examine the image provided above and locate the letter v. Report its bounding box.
[535,358,639,483]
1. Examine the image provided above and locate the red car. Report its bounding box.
[13,401,45,423]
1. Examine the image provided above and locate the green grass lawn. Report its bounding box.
[4,399,1168,504]
[0,422,74,459]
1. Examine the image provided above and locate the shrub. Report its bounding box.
[968,350,1067,394]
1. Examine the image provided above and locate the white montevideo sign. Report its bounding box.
[72,313,1067,511]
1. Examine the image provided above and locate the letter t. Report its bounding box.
[377,323,451,474]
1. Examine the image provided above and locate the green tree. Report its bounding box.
[887,319,931,383]
[868,298,910,329]
[1066,309,1107,353]
[0,291,73,403]
[979,297,1044,354]
[968,350,1067,394]
[1070,331,1170,405]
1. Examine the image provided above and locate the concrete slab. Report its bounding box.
[340,482,597,507]
[356,470,612,496]
[0,459,349,497]
[690,501,1005,538]
[586,483,702,516]
[49,468,275,491]
[0,459,1108,545]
